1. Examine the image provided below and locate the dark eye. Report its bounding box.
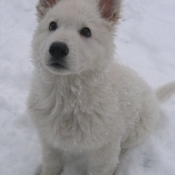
[80,27,91,37]
[49,22,57,31]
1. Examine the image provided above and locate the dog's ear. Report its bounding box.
[36,0,57,20]
[98,0,121,23]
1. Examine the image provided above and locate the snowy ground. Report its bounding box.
[0,0,175,175]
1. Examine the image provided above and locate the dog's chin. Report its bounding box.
[44,57,71,75]
[48,62,68,70]
[46,63,72,75]
[44,57,87,75]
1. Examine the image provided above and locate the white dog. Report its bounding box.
[27,0,175,174]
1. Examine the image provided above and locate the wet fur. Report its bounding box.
[27,0,175,174]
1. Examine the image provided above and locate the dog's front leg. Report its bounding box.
[87,140,121,175]
[39,139,63,175]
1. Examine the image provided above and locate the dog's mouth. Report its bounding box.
[49,62,67,69]
[47,59,68,70]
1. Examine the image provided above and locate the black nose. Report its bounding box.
[49,42,69,59]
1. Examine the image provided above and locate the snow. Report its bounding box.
[0,0,175,175]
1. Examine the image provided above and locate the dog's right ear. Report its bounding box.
[97,0,121,24]
[36,0,57,20]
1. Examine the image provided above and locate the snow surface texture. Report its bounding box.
[0,0,175,175]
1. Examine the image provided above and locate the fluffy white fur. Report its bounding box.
[27,0,175,174]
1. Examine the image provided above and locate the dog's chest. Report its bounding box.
[33,77,120,150]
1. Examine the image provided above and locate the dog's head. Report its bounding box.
[32,0,121,75]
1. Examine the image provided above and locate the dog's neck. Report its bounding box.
[31,62,114,111]
[36,62,113,88]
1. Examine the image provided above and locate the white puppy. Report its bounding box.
[27,0,175,174]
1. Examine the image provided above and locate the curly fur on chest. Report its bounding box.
[28,71,123,151]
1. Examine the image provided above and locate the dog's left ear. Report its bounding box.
[36,0,57,20]
[98,0,121,23]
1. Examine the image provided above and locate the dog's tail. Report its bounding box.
[156,81,175,102]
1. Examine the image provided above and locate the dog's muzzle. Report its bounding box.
[48,42,69,69]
